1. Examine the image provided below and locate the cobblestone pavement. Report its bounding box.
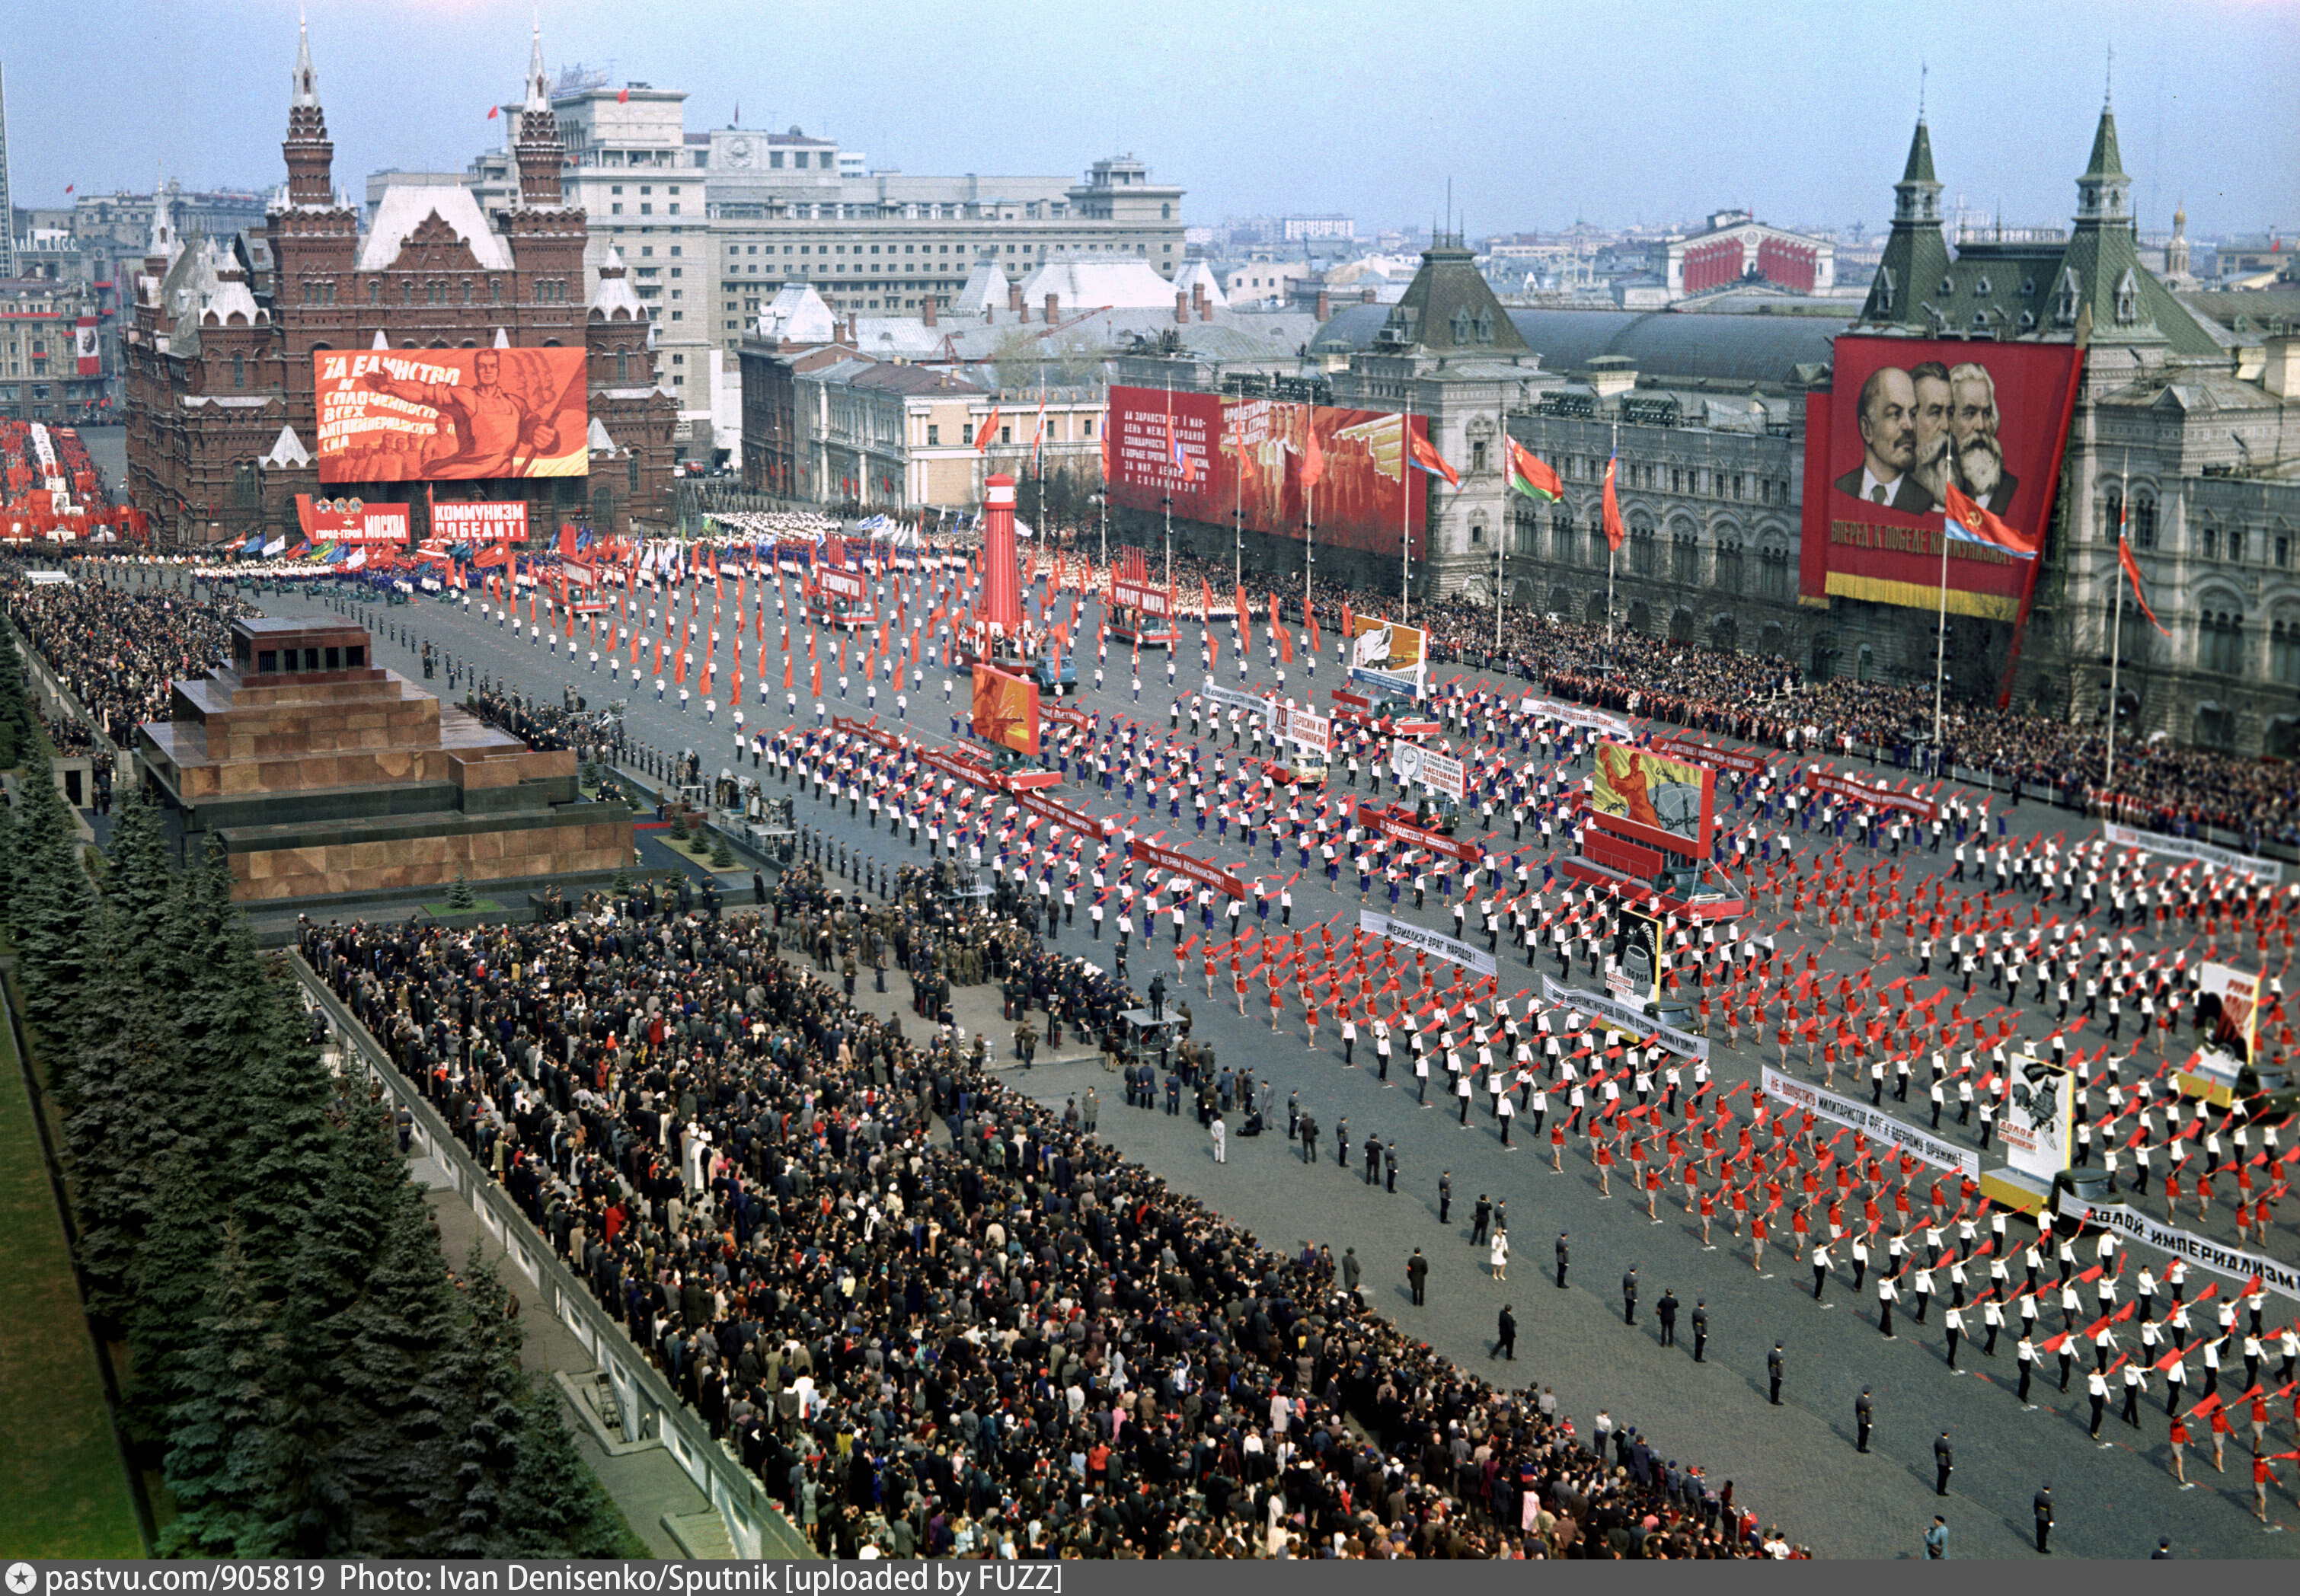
[125,563,2297,1560]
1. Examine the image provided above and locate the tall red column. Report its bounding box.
[980,473,1023,636]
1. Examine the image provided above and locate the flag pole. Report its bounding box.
[1163,371,1174,598]
[2106,453,2129,811]
[1931,499,1949,752]
[1605,420,1618,653]
[1401,401,1414,624]
[1494,402,1506,654]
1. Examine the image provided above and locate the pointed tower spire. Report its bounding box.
[512,19,567,208]
[525,15,550,113]
[1859,107,1950,331]
[280,11,334,206]
[146,164,177,263]
[292,6,318,108]
[2075,98,2129,222]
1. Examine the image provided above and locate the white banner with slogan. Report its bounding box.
[1541,976,1708,1061]
[1760,1066,1979,1178]
[2068,1202,2299,1301]
[1391,742,1467,802]
[1362,911,1497,978]
[2102,822,2283,883]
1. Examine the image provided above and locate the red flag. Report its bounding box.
[1406,426,1458,487]
[487,104,500,120]
[974,405,1001,452]
[1601,452,1626,553]
[2117,535,2169,637]
[1942,480,2040,560]
[1299,411,1325,488]
[616,87,630,104]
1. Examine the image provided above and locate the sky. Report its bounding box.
[11,0,2299,240]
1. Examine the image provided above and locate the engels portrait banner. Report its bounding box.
[1107,386,1429,554]
[1799,336,2082,621]
[315,348,590,484]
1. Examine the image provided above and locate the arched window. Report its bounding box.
[2129,491,2157,548]
[617,349,629,381]
[231,353,244,388]
[2272,618,2300,687]
[2199,608,2246,675]
[368,279,382,305]
[1714,539,1743,593]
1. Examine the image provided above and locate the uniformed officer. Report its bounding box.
[2032,1483,2053,1554]
[1934,1431,1953,1495]
[1555,1232,1570,1289]
[1767,1342,1784,1405]
[1855,1387,1874,1453]
[1657,1290,1679,1347]
[1691,1298,1709,1362]
[1439,1170,1453,1225]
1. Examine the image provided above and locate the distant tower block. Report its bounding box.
[979,473,1023,636]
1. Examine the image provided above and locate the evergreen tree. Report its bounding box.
[446,872,476,911]
[103,787,178,975]
[61,906,190,1329]
[156,1224,289,1558]
[220,982,350,1294]
[499,1384,650,1558]
[325,1149,475,1553]
[8,765,94,1041]
[122,1146,226,1450]
[418,1250,530,1556]
[711,833,736,868]
[0,627,38,770]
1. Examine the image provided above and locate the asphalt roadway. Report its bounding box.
[107,560,2298,1561]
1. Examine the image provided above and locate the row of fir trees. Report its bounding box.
[0,630,644,1558]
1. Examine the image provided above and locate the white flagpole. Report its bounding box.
[2106,453,2129,812]
[1494,402,1506,653]
[1605,420,1618,652]
[1401,403,1414,624]
[1931,504,1950,751]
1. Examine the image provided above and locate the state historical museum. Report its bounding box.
[124,22,676,547]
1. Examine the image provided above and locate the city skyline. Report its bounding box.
[10,0,2298,241]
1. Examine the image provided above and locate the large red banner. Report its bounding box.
[1799,336,2082,622]
[1107,386,1428,554]
[295,494,410,544]
[314,347,589,484]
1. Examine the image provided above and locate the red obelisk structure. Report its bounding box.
[979,473,1024,637]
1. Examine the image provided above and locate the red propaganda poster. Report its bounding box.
[1799,336,2081,622]
[314,347,590,483]
[1590,741,1716,857]
[1109,386,1222,522]
[1107,386,1429,554]
[971,665,1041,758]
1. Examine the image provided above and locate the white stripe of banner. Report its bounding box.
[2072,1201,2299,1301]
[1361,910,1497,978]
[2101,821,2284,883]
[1760,1065,1979,1178]
[1540,975,1708,1062]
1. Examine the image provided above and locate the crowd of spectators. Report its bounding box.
[1,554,256,749]
[300,855,1784,1559]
